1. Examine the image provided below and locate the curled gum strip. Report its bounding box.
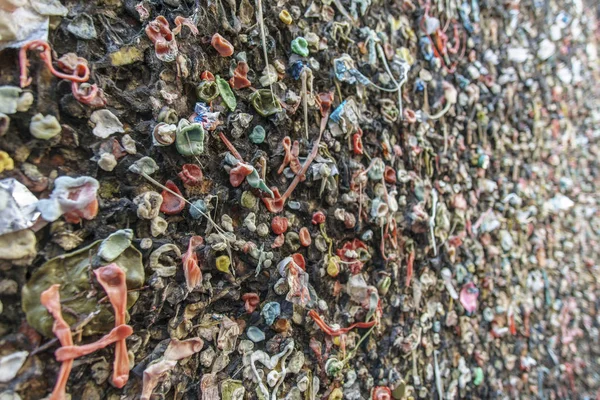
[40,285,73,400]
[307,310,376,336]
[55,324,133,362]
[94,264,131,388]
[20,40,90,88]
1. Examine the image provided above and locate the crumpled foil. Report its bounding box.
[0,178,40,236]
[0,0,68,51]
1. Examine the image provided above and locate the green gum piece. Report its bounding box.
[473,367,484,386]
[367,158,385,181]
[98,179,121,199]
[256,389,267,400]
[249,125,266,144]
[291,37,309,57]
[158,107,178,124]
[98,229,134,262]
[221,379,245,400]
[176,120,205,156]
[21,240,145,338]
[216,76,237,111]
[241,190,257,209]
[246,169,274,197]
[392,380,406,399]
[197,80,220,102]
[249,89,282,117]
[128,156,159,175]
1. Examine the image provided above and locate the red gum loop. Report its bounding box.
[299,227,311,246]
[384,166,396,184]
[211,33,234,57]
[372,386,392,400]
[182,236,203,291]
[291,253,306,270]
[271,216,289,235]
[179,164,203,186]
[241,293,260,313]
[160,180,185,215]
[312,211,326,225]
[229,163,253,187]
[230,61,251,89]
[201,71,215,81]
